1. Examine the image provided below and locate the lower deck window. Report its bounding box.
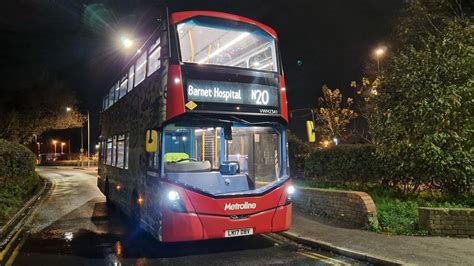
[163,124,283,194]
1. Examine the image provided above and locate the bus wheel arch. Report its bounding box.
[131,190,141,227]
[104,178,111,203]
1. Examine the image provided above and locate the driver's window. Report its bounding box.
[163,127,221,169]
[148,131,161,171]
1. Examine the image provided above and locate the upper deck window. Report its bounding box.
[134,51,147,87]
[177,17,278,72]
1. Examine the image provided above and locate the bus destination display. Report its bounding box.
[186,79,279,107]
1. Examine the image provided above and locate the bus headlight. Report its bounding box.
[166,190,186,212]
[168,190,180,201]
[287,185,295,195]
[286,185,295,204]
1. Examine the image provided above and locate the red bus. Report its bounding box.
[98,10,293,242]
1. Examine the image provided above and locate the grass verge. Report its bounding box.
[0,172,40,226]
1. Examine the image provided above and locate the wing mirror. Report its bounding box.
[145,130,158,153]
[306,121,316,143]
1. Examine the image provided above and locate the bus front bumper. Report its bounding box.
[160,204,292,242]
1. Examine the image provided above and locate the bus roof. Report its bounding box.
[169,11,279,40]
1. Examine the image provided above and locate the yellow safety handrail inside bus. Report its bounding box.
[188,30,195,63]
[202,131,205,159]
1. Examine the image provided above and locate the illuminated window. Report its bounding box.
[177,17,278,72]
[128,65,134,92]
[106,138,113,165]
[125,134,129,169]
[112,136,117,166]
[117,135,125,168]
[108,86,115,107]
[103,95,108,110]
[148,38,161,77]
[114,82,121,100]
[102,141,106,164]
[134,51,147,87]
[119,75,128,99]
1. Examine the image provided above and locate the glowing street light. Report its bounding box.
[61,142,66,154]
[120,36,134,49]
[374,46,386,71]
[66,107,72,112]
[52,140,58,154]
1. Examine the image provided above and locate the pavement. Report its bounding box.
[3,167,362,265]
[288,210,474,265]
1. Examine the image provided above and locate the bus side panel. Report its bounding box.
[98,23,169,225]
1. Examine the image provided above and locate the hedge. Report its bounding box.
[287,131,312,177]
[0,139,39,224]
[304,144,380,184]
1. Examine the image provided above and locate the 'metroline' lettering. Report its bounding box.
[224,202,257,211]
[188,85,242,102]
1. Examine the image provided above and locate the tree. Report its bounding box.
[0,70,86,144]
[316,85,358,142]
[350,77,382,143]
[371,0,473,194]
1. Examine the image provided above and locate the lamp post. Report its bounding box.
[66,107,91,167]
[374,47,386,72]
[61,142,66,154]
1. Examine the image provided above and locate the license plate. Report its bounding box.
[224,228,254,238]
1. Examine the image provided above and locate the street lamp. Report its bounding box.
[61,142,66,154]
[120,35,134,49]
[66,107,91,167]
[374,46,386,72]
[52,140,58,155]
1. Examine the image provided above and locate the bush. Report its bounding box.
[287,131,313,177]
[304,144,380,185]
[0,139,39,224]
[0,139,36,182]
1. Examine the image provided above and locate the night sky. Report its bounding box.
[0,0,404,151]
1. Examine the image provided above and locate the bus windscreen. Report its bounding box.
[177,17,278,72]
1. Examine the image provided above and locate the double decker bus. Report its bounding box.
[98,9,293,242]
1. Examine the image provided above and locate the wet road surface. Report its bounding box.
[9,167,365,265]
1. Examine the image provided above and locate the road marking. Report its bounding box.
[298,251,336,264]
[0,229,22,261]
[5,237,25,266]
[298,251,350,265]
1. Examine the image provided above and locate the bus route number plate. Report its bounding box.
[224,228,254,238]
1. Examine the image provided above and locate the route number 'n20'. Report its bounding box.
[251,89,269,105]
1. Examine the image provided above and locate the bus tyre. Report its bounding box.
[105,179,113,207]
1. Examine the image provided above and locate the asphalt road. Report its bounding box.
[8,167,364,265]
